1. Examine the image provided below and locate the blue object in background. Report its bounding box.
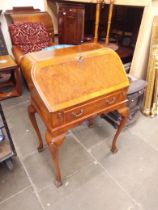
[43,44,74,51]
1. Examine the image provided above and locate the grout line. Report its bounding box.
[8,138,46,210]
[0,186,31,205]
[70,131,143,210]
[20,145,48,160]
[38,161,94,193]
[16,153,46,210]
[20,131,72,160]
[87,138,107,152]
[21,150,39,160]
[65,162,94,179]
[2,100,29,112]
[37,162,100,209]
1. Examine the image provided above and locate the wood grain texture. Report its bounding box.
[0,55,17,70]
[25,46,128,112]
[58,3,85,44]
[20,43,129,187]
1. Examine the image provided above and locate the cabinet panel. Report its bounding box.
[58,3,85,44]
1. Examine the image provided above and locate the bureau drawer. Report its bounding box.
[64,91,125,123]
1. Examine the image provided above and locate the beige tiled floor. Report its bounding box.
[0,84,158,210]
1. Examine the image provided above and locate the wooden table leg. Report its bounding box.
[94,1,101,43]
[28,104,44,152]
[46,130,65,187]
[88,117,95,128]
[111,106,128,153]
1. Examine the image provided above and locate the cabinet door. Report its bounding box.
[58,4,85,45]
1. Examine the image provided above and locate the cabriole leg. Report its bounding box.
[111,107,128,153]
[28,104,44,152]
[46,130,65,187]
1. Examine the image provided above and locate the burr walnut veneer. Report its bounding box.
[20,43,129,187]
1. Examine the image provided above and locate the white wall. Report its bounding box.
[0,0,47,54]
[47,1,58,34]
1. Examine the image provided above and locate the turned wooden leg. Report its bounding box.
[28,104,44,152]
[111,107,128,153]
[46,130,65,187]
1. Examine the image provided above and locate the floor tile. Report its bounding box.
[0,187,42,210]
[0,157,30,202]
[3,104,46,159]
[129,114,158,150]
[39,163,103,208]
[2,101,30,131]
[39,163,138,210]
[91,130,158,210]
[1,84,158,210]
[72,116,115,150]
[1,84,29,111]
[23,134,93,191]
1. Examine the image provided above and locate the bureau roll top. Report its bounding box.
[21,44,129,112]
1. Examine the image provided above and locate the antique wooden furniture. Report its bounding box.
[9,22,53,65]
[20,43,129,187]
[5,6,40,14]
[93,0,115,45]
[0,55,21,100]
[5,10,54,64]
[4,9,54,40]
[58,3,85,44]
[102,74,146,127]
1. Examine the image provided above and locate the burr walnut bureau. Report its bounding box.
[20,43,129,187]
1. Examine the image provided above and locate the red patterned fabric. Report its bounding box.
[9,22,50,54]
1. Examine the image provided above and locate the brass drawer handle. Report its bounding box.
[72,109,84,118]
[105,97,116,105]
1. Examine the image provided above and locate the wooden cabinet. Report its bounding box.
[0,55,21,100]
[58,3,85,44]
